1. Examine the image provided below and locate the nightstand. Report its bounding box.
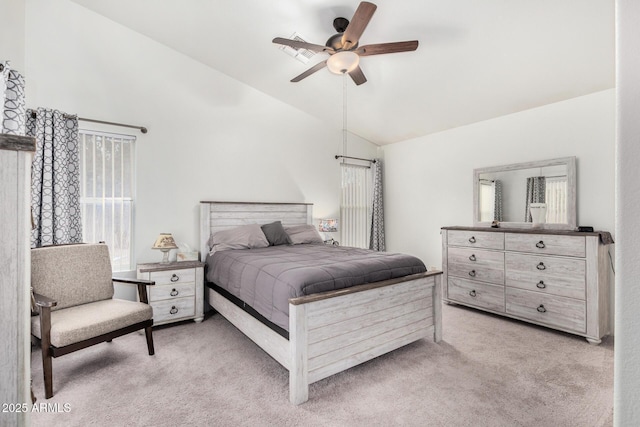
[136,261,205,326]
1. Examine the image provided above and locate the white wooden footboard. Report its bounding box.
[288,272,442,404]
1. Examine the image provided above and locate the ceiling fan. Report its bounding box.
[272,1,418,85]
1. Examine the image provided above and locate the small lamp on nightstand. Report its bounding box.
[152,233,178,263]
[319,219,339,245]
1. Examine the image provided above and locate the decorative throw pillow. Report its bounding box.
[261,221,292,246]
[283,224,324,245]
[208,224,269,253]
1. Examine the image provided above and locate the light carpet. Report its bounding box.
[30,304,613,427]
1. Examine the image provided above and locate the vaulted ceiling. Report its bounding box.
[71,0,615,145]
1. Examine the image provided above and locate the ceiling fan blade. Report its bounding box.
[348,65,367,85]
[342,1,377,50]
[291,60,328,82]
[272,37,335,54]
[355,40,419,56]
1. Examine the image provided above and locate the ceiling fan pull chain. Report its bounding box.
[343,72,348,157]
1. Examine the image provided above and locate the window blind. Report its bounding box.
[340,164,372,248]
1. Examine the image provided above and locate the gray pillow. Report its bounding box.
[208,224,269,253]
[261,221,292,246]
[283,224,324,245]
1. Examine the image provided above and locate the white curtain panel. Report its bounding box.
[341,164,371,248]
[28,108,82,247]
[545,177,568,224]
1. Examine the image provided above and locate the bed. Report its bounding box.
[200,201,443,404]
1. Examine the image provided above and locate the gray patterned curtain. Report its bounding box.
[369,159,385,251]
[493,179,503,222]
[1,61,26,135]
[28,108,82,247]
[524,176,546,222]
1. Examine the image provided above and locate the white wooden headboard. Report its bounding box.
[199,201,313,258]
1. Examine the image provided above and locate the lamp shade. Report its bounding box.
[152,233,178,250]
[319,219,339,233]
[326,51,360,75]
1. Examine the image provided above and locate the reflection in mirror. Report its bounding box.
[473,157,576,230]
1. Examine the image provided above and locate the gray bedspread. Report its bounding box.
[205,244,427,331]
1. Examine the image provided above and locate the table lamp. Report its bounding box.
[152,233,178,263]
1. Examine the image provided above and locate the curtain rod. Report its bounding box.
[335,155,377,164]
[29,111,148,134]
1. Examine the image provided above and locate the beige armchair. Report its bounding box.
[31,243,155,399]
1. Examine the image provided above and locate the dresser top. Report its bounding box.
[441,226,614,245]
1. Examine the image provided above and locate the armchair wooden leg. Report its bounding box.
[39,307,54,399]
[145,326,155,356]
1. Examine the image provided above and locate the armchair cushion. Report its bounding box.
[31,244,114,311]
[31,299,152,348]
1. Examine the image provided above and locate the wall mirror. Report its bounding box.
[473,157,576,230]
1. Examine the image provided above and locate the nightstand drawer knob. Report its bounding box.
[468,236,476,243]
[469,254,476,261]
[536,240,546,249]
[170,306,179,315]
[536,262,546,270]
[170,274,179,282]
[170,288,179,296]
[469,290,477,297]
[537,304,547,313]
[536,281,546,289]
[468,270,476,277]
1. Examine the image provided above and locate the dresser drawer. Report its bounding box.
[149,282,196,302]
[504,234,585,257]
[506,288,585,333]
[152,297,195,323]
[448,247,504,284]
[447,230,504,250]
[149,268,196,286]
[448,277,505,312]
[505,253,585,299]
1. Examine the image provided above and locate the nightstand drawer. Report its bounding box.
[448,247,504,284]
[149,268,196,285]
[149,282,196,302]
[505,234,585,257]
[152,297,195,323]
[505,253,585,299]
[448,277,505,312]
[506,287,586,333]
[448,230,504,250]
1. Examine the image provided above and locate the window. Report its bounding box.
[340,164,372,248]
[78,131,135,271]
[545,176,568,224]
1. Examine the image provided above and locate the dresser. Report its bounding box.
[136,261,205,326]
[441,226,613,344]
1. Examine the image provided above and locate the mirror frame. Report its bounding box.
[473,156,577,230]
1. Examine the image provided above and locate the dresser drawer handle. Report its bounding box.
[469,290,477,297]
[170,274,179,282]
[536,281,546,289]
[536,262,546,270]
[536,240,546,249]
[170,306,179,315]
[468,236,476,243]
[537,304,547,313]
[170,288,179,296]
[469,254,476,261]
[468,270,476,277]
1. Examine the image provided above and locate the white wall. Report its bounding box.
[22,0,377,287]
[615,0,640,424]
[382,89,615,269]
[0,0,26,71]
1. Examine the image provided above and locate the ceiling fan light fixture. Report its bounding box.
[327,51,360,75]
